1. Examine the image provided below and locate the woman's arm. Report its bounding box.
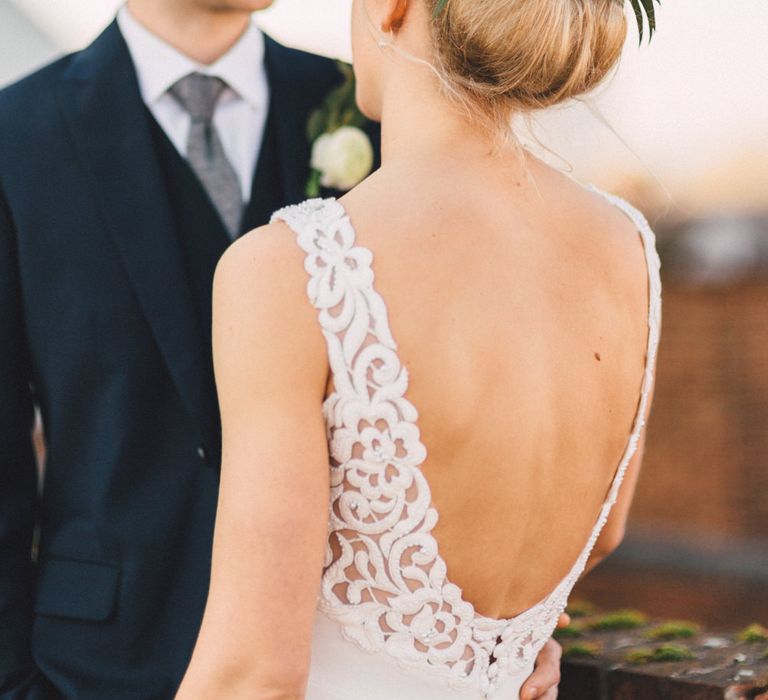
[176,224,330,700]
[581,436,644,577]
[582,379,657,577]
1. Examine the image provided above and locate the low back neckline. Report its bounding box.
[271,182,662,697]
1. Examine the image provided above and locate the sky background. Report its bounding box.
[6,0,768,213]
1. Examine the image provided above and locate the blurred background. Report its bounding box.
[2,0,766,629]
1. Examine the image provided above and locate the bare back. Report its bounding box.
[271,161,660,695]
[336,156,654,619]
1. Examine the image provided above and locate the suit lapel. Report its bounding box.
[240,36,318,231]
[56,22,217,443]
[241,99,284,231]
[261,37,315,208]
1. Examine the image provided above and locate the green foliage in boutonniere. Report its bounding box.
[434,0,661,44]
[305,62,374,197]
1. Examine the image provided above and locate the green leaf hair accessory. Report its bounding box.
[630,0,660,44]
[305,62,374,197]
[433,0,661,44]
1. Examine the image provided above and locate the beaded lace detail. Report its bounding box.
[271,185,662,698]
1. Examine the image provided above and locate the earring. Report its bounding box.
[377,27,392,48]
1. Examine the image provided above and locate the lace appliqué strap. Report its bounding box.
[271,190,662,698]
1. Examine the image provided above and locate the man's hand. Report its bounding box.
[518,613,569,700]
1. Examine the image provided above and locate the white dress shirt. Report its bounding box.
[117,6,270,203]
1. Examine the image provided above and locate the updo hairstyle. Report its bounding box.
[428,0,628,135]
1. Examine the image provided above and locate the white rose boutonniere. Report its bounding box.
[306,62,374,197]
[311,126,374,193]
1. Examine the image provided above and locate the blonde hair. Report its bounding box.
[428,0,628,138]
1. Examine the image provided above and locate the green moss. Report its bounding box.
[589,609,649,631]
[653,645,695,662]
[553,623,584,640]
[761,647,768,659]
[563,642,601,659]
[735,623,768,643]
[646,620,700,641]
[624,648,655,664]
[566,600,597,619]
[625,644,694,665]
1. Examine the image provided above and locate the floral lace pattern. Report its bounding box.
[271,186,661,698]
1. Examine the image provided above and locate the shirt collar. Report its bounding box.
[117,5,266,110]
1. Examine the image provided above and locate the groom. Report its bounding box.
[0,1,562,698]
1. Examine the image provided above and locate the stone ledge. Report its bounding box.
[558,605,768,699]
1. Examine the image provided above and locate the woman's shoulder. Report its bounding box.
[544,168,658,272]
[213,220,323,338]
[218,220,304,279]
[333,169,455,251]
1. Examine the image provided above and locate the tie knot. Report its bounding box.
[169,73,228,124]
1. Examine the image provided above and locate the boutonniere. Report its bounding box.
[306,62,375,198]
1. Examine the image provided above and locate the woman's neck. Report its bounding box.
[126,1,251,65]
[378,61,509,171]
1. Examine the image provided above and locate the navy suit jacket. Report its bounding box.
[0,21,379,700]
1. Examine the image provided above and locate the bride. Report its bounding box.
[176,0,661,697]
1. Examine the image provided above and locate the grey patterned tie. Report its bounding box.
[169,73,243,238]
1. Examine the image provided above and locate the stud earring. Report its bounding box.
[377,26,393,48]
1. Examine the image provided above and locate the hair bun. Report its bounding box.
[430,0,627,133]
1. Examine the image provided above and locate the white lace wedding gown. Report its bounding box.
[271,184,662,700]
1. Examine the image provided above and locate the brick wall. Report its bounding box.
[635,279,768,541]
[574,265,768,627]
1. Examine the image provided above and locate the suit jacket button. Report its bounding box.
[197,445,210,465]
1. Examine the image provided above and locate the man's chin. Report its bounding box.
[204,0,275,13]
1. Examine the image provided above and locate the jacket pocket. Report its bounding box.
[34,558,120,622]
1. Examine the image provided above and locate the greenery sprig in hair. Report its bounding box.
[629,0,660,43]
[433,0,661,44]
